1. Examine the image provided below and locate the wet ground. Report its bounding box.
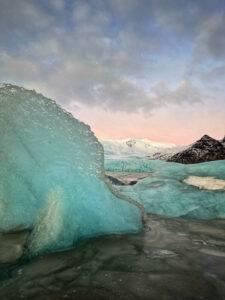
[0,214,225,300]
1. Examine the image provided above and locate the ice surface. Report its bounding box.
[0,84,142,254]
[106,158,225,219]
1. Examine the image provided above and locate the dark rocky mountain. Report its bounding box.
[167,135,225,164]
[221,136,225,145]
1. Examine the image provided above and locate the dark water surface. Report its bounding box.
[0,214,225,299]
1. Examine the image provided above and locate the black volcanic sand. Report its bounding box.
[0,214,225,300]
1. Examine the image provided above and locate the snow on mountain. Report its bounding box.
[100,138,186,159]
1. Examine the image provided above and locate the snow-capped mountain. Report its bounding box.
[100,138,186,159]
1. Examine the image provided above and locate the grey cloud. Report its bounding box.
[0,0,55,49]
[186,64,225,97]
[154,0,225,60]
[48,0,65,11]
[0,51,44,81]
[106,0,225,62]
[199,65,225,82]
[1,0,224,60]
[194,13,225,60]
[0,45,203,114]
[0,0,219,114]
[150,80,203,106]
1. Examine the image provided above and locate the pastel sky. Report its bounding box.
[0,0,225,145]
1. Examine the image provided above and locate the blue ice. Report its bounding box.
[0,84,143,254]
[105,157,225,219]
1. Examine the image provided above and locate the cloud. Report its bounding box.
[149,0,225,61]
[0,0,222,115]
[48,0,65,11]
[150,80,203,106]
[0,51,44,81]
[0,0,55,49]
[199,65,225,83]
[194,13,225,60]
[0,45,203,114]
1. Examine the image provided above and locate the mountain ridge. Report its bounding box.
[100,137,186,159]
[101,135,225,163]
[168,135,225,164]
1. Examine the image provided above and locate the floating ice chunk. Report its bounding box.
[0,84,143,254]
[183,176,225,190]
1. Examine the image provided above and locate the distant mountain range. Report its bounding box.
[101,135,225,163]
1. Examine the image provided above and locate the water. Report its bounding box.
[0,214,224,299]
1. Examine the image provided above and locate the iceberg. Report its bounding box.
[183,176,225,190]
[106,158,225,219]
[0,84,143,254]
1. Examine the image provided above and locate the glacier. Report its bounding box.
[105,158,225,219]
[0,84,143,254]
[101,138,186,159]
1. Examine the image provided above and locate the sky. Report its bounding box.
[0,0,225,145]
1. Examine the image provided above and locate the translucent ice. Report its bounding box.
[0,84,143,254]
[106,158,225,219]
